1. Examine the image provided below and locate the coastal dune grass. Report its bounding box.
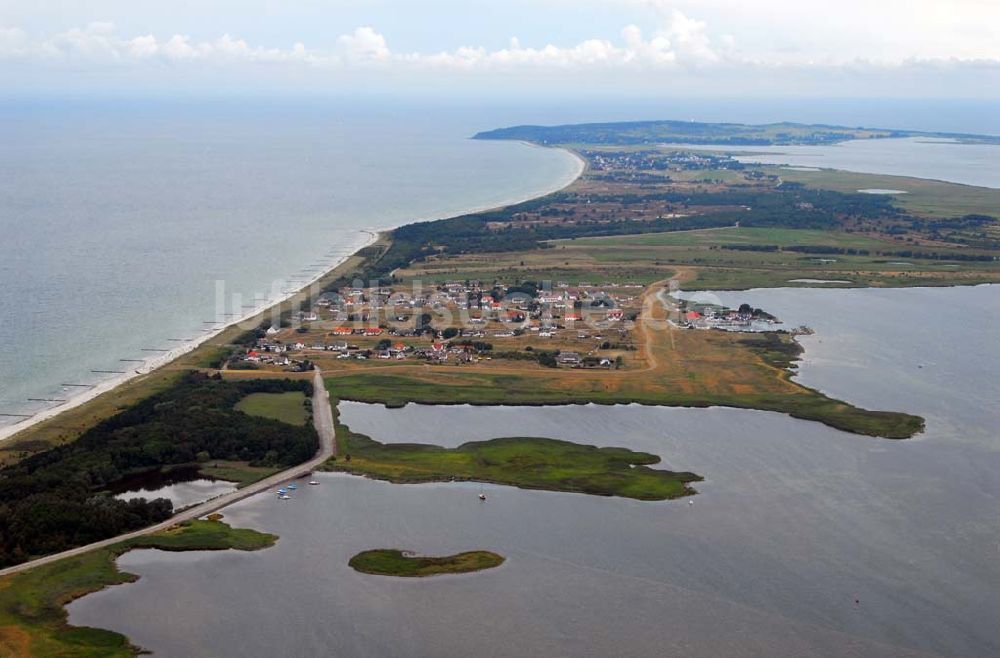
[0,519,276,658]
[349,549,505,577]
[326,411,702,501]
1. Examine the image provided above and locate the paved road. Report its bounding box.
[0,368,336,578]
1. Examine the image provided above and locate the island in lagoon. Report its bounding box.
[349,549,505,577]
[0,118,997,655]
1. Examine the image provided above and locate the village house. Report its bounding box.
[557,352,581,365]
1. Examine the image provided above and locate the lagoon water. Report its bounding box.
[681,137,1000,188]
[109,465,238,510]
[0,100,582,429]
[68,285,1000,657]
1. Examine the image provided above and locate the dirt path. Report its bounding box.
[0,368,336,578]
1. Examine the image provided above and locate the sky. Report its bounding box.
[0,0,998,98]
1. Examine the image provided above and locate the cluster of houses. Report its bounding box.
[308,279,640,337]
[671,302,783,333]
[241,333,621,369]
[245,336,477,365]
[236,284,641,370]
[233,279,644,370]
[582,148,746,174]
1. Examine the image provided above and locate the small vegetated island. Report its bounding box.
[349,549,505,577]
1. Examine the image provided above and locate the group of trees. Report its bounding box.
[264,168,952,311]
[363,185,904,272]
[0,372,317,567]
[718,243,997,262]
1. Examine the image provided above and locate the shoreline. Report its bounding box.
[0,231,378,444]
[0,143,585,446]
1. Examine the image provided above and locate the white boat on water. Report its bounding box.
[309,480,320,485]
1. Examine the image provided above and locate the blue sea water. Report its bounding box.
[0,99,582,429]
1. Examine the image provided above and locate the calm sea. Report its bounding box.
[0,99,581,428]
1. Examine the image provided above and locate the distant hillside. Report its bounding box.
[473,120,999,146]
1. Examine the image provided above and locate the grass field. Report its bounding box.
[768,167,1000,218]
[235,391,309,426]
[196,460,282,487]
[561,227,899,249]
[0,519,276,657]
[325,408,702,500]
[399,226,1000,291]
[349,549,504,577]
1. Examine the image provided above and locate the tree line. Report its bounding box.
[0,372,317,567]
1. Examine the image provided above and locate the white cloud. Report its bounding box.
[0,26,29,56]
[0,12,725,70]
[337,26,390,62]
[393,10,723,71]
[125,34,158,58]
[160,35,199,60]
[48,21,121,59]
[0,22,316,65]
[0,10,995,96]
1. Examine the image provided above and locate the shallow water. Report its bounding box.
[68,285,1000,657]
